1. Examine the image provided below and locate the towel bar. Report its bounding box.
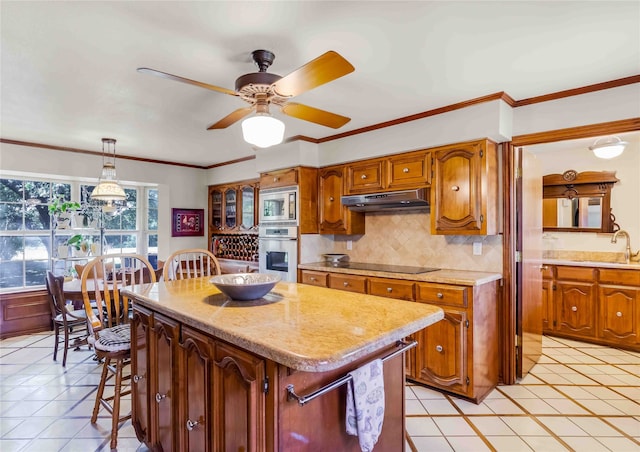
[286,340,417,406]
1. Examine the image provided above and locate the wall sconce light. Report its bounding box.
[241,94,284,148]
[90,138,126,202]
[589,136,627,159]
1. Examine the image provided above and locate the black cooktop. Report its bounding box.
[330,262,439,274]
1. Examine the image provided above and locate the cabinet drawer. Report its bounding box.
[260,168,298,188]
[329,274,367,294]
[555,266,596,282]
[300,270,329,287]
[346,160,385,194]
[415,283,468,308]
[540,264,554,279]
[369,278,415,301]
[598,268,640,286]
[387,152,431,189]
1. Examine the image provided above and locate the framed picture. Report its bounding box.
[171,208,204,237]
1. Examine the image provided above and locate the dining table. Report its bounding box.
[62,278,112,309]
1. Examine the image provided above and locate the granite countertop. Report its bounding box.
[122,277,443,372]
[542,258,640,270]
[298,262,502,286]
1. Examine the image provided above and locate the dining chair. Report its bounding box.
[45,271,89,367]
[80,253,156,450]
[163,248,221,281]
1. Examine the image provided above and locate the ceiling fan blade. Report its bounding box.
[207,107,253,130]
[137,67,238,96]
[272,51,355,98]
[281,102,351,129]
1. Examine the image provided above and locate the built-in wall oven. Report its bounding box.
[258,225,298,282]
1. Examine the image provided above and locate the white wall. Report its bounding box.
[0,142,209,259]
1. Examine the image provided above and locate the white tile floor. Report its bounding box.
[1,333,639,451]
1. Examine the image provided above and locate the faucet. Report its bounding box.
[611,230,640,263]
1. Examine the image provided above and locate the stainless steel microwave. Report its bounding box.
[259,187,298,224]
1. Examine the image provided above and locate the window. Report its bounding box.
[0,177,157,291]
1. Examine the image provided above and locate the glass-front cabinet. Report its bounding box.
[208,179,258,235]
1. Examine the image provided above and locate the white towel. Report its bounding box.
[345,358,385,452]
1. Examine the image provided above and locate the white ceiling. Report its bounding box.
[1,1,638,168]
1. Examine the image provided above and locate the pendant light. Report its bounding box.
[589,136,627,159]
[241,93,284,148]
[90,138,126,201]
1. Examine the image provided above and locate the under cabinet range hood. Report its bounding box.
[341,188,429,212]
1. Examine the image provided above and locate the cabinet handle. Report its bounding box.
[155,393,167,403]
[616,311,623,317]
[403,167,409,173]
[133,374,144,384]
[436,292,443,298]
[571,306,577,312]
[436,345,443,353]
[343,281,349,287]
[451,185,460,191]
[273,177,279,182]
[361,174,367,179]
[310,277,317,281]
[387,287,393,293]
[329,196,334,202]
[186,419,200,431]
[539,265,549,271]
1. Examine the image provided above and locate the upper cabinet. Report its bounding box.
[319,165,365,235]
[344,150,431,195]
[259,167,298,189]
[208,179,259,235]
[431,139,499,235]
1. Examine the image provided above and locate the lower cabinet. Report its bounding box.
[132,306,267,451]
[543,265,640,350]
[299,269,499,402]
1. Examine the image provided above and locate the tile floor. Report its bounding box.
[0,333,639,451]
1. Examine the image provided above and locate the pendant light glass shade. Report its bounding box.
[90,138,126,201]
[241,113,285,148]
[589,136,627,159]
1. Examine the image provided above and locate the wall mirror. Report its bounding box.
[542,170,619,232]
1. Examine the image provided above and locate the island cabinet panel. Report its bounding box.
[430,139,499,235]
[319,165,365,235]
[541,264,640,350]
[131,305,152,445]
[213,341,267,452]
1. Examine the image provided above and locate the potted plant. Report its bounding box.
[67,234,92,257]
[49,195,81,229]
[73,203,99,228]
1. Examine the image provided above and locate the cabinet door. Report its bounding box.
[387,151,431,190]
[213,341,267,452]
[240,185,256,230]
[151,313,180,452]
[224,188,237,230]
[345,159,385,194]
[431,140,494,235]
[598,285,638,345]
[131,306,152,444]
[260,168,298,189]
[209,188,223,231]
[556,281,596,338]
[319,166,365,235]
[415,310,469,396]
[179,326,215,452]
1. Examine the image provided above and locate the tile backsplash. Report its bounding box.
[300,211,503,273]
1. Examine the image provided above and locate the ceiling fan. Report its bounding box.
[137,50,355,135]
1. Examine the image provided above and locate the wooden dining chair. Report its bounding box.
[80,253,156,450]
[163,248,221,281]
[45,271,89,367]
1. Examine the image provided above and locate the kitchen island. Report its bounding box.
[123,276,443,452]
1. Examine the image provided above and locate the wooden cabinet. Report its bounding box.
[541,265,554,332]
[298,268,499,402]
[132,306,268,452]
[319,165,365,235]
[542,264,639,350]
[345,159,386,194]
[387,151,431,190]
[208,178,258,236]
[431,139,499,235]
[259,167,298,189]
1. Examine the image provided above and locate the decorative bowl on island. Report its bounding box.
[210,273,280,301]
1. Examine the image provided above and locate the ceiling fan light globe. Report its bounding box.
[242,114,285,148]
